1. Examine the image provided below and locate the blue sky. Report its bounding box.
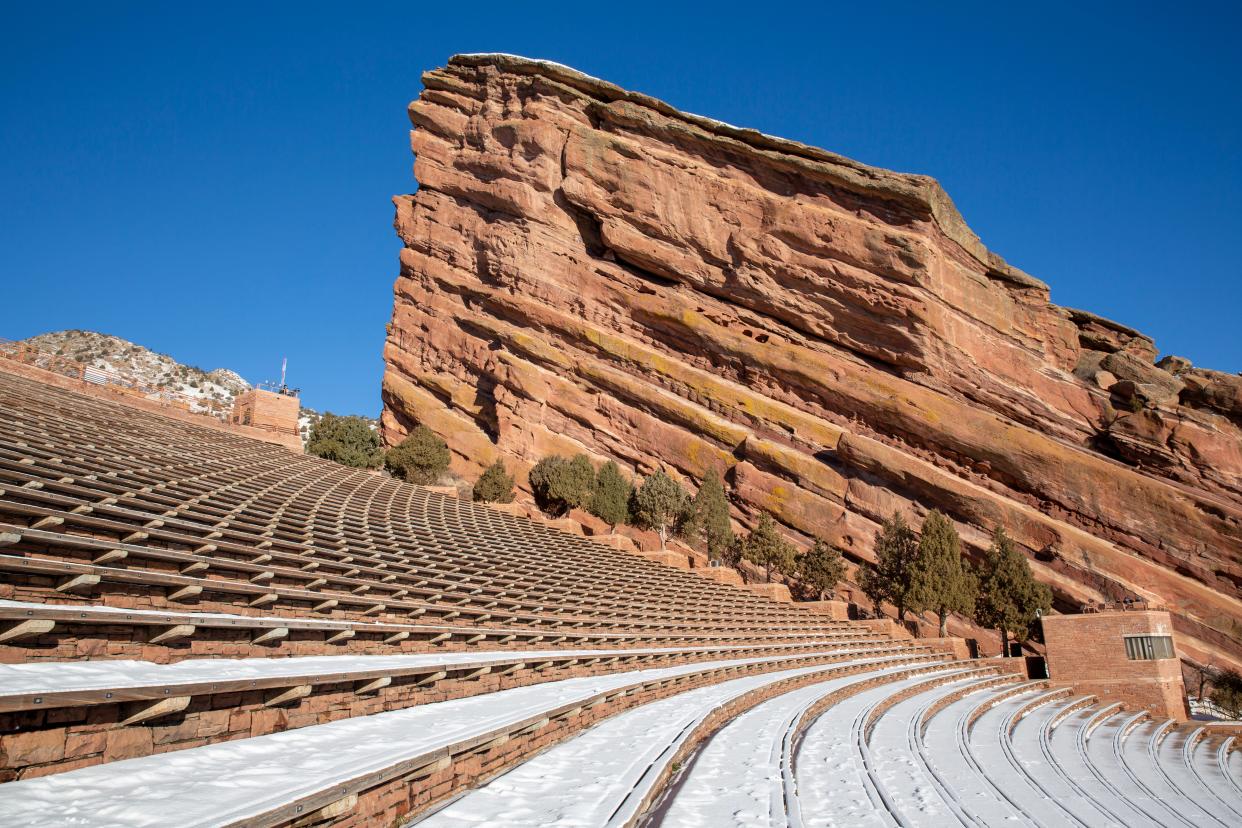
[3,2,1239,416]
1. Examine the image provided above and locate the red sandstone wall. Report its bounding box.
[383,54,1242,674]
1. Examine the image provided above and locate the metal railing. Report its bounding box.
[0,337,234,420]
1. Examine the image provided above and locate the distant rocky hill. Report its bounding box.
[19,330,374,445]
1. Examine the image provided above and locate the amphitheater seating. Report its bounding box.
[0,365,1236,827]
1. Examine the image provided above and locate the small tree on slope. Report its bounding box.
[630,469,690,550]
[306,413,383,469]
[793,539,846,600]
[691,468,734,562]
[868,512,921,622]
[975,527,1052,656]
[908,510,978,637]
[588,461,632,528]
[742,513,796,584]
[384,425,450,484]
[471,460,515,504]
[528,454,595,517]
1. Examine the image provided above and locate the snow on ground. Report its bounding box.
[917,681,1031,826]
[793,668,967,828]
[657,661,948,828]
[865,676,986,827]
[0,651,850,827]
[417,656,934,828]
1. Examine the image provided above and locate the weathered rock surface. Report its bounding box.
[383,54,1242,669]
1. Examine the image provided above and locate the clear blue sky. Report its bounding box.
[3,2,1239,416]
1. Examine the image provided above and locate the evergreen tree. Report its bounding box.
[793,539,846,600]
[471,460,515,504]
[720,534,744,569]
[384,425,450,484]
[857,561,887,617]
[909,510,978,636]
[588,461,632,527]
[630,468,690,549]
[869,512,921,622]
[528,454,595,516]
[742,513,796,583]
[690,468,734,562]
[975,527,1053,656]
[306,413,383,469]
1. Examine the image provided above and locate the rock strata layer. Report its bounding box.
[384,54,1242,669]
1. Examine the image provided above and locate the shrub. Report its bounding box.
[630,469,691,549]
[588,461,632,527]
[472,460,515,504]
[384,425,450,484]
[793,539,846,600]
[1210,669,1242,718]
[741,512,796,583]
[305,413,383,469]
[529,454,595,516]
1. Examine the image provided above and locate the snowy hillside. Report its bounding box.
[18,330,375,446]
[22,330,250,415]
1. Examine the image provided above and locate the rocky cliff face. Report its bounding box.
[383,54,1242,669]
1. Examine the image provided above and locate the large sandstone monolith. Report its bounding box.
[383,54,1242,670]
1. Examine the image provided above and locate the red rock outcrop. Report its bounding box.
[383,54,1242,669]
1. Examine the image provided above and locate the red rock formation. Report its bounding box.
[383,54,1242,669]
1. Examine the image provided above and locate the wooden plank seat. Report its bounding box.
[0,519,848,635]
[0,599,887,666]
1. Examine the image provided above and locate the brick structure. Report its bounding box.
[1041,608,1189,720]
[228,388,302,450]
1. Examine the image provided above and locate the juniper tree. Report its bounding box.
[306,413,383,469]
[588,460,632,528]
[630,468,690,549]
[384,425,449,483]
[471,460,515,504]
[857,561,887,617]
[975,527,1052,656]
[793,539,846,600]
[868,512,921,622]
[528,454,595,517]
[691,468,733,562]
[742,513,796,583]
[909,510,978,637]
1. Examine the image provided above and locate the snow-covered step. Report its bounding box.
[916,679,1033,826]
[0,639,895,709]
[792,667,973,827]
[866,674,1000,827]
[417,656,942,827]
[1083,711,1194,826]
[1178,729,1242,820]
[652,660,952,827]
[964,688,1084,827]
[0,650,880,827]
[1041,705,1162,827]
[1118,720,1233,827]
[1004,695,1120,828]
